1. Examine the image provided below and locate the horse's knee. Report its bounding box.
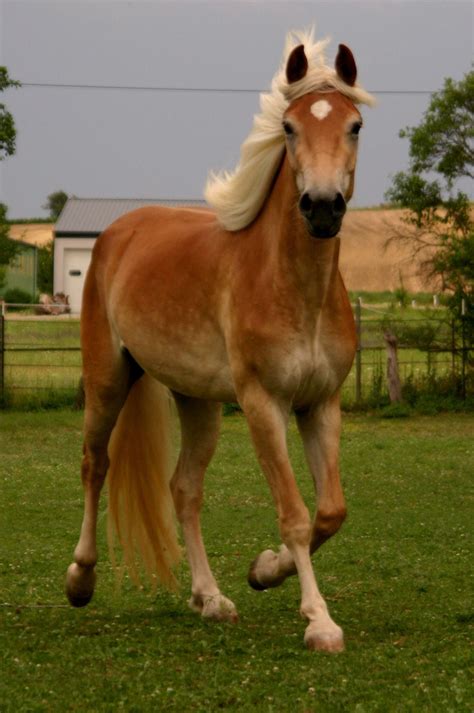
[279,503,312,547]
[313,506,347,544]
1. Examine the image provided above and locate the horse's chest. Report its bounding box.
[287,317,356,405]
[307,332,353,388]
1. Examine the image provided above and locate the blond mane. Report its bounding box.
[204,29,375,232]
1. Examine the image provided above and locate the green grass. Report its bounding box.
[2,318,82,407]
[1,411,473,711]
[347,291,446,307]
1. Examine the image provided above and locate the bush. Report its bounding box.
[394,285,409,308]
[3,287,34,305]
[402,373,473,414]
[380,403,412,418]
[37,241,53,293]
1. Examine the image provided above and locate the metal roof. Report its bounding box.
[55,197,206,236]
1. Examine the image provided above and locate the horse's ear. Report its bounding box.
[286,44,308,84]
[335,44,357,86]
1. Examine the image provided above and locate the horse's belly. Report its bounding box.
[119,325,236,402]
[148,358,236,402]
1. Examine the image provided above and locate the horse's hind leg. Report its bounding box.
[66,397,121,605]
[66,331,137,607]
[170,394,238,622]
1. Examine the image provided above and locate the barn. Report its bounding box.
[54,197,205,313]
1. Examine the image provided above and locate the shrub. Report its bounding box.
[394,285,409,308]
[380,403,412,418]
[3,287,34,305]
[37,241,54,294]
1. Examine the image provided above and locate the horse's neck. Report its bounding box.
[255,155,342,306]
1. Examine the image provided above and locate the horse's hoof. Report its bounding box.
[247,550,287,591]
[189,593,239,623]
[248,557,268,590]
[304,622,345,653]
[65,563,96,608]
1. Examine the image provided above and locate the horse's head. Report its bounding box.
[283,44,363,238]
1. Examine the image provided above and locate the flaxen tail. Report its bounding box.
[107,374,181,590]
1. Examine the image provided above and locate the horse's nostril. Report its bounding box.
[299,192,313,215]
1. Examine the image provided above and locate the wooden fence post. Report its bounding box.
[384,330,402,403]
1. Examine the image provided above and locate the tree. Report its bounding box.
[397,73,473,188]
[43,190,68,221]
[0,66,20,160]
[37,241,54,294]
[0,67,20,291]
[385,71,473,334]
[0,203,20,292]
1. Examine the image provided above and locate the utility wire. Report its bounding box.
[21,82,434,95]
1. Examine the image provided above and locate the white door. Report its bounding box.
[63,248,92,313]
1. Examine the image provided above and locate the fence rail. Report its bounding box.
[0,302,471,408]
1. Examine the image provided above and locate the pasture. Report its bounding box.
[1,410,472,711]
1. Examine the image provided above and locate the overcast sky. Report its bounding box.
[0,0,472,218]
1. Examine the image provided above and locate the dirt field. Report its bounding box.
[9,223,53,247]
[9,209,433,293]
[339,209,432,292]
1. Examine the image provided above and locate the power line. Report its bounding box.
[21,81,434,95]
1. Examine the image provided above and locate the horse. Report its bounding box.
[66,30,375,653]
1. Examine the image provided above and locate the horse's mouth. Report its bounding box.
[304,218,343,239]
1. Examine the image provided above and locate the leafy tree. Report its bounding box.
[398,73,473,188]
[43,190,68,221]
[0,66,20,160]
[386,71,473,338]
[0,67,20,291]
[0,203,20,292]
[37,241,54,294]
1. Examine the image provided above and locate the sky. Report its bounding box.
[0,0,472,219]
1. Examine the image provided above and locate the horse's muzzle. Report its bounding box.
[299,192,346,238]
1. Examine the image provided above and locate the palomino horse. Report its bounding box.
[66,30,375,652]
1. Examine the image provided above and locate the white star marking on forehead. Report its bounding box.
[310,99,332,121]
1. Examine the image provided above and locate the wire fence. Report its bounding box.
[0,302,471,409]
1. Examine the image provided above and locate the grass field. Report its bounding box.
[1,410,473,711]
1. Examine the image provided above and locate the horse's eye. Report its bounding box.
[283,121,295,137]
[351,122,362,137]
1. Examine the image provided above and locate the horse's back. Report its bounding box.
[89,205,228,303]
[92,205,217,266]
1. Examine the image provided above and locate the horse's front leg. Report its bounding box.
[170,394,238,623]
[248,394,346,587]
[240,384,344,652]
